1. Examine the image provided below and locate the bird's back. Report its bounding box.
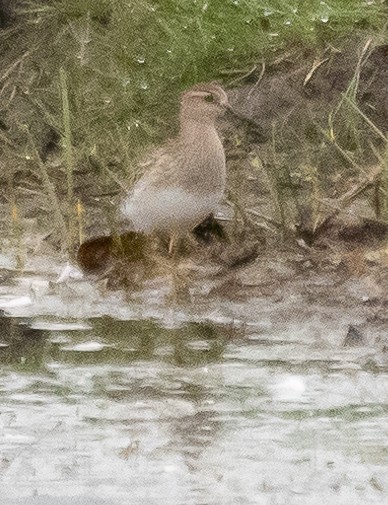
[122,83,228,234]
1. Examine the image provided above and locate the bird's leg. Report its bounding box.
[167,231,190,303]
[168,230,179,256]
[169,231,179,301]
[168,236,175,256]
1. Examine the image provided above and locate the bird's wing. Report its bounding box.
[131,142,184,196]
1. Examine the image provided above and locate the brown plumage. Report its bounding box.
[121,82,229,235]
[77,83,229,275]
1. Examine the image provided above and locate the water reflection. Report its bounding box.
[0,313,47,369]
[1,313,388,504]
[0,316,229,369]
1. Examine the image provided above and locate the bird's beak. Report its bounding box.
[220,92,229,108]
[224,102,237,115]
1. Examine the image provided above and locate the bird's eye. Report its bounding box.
[204,94,214,103]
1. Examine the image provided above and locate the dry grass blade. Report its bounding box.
[0,51,30,84]
[321,127,370,178]
[227,192,269,237]
[314,196,388,228]
[60,68,74,207]
[25,130,67,247]
[247,61,266,100]
[346,98,388,142]
[59,67,77,249]
[328,37,374,130]
[303,58,329,86]
[311,166,385,234]
[104,167,128,191]
[245,209,281,230]
[339,166,383,203]
[229,65,257,86]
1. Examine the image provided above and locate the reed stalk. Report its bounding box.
[60,67,76,250]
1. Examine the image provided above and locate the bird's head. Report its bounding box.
[180,82,229,122]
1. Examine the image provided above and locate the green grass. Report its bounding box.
[1,0,386,168]
[0,0,387,249]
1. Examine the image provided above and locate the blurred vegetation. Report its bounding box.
[1,0,386,167]
[0,0,388,252]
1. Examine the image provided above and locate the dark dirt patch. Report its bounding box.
[223,38,388,246]
[228,38,388,148]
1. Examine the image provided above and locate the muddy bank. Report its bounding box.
[1,37,388,243]
[1,237,388,359]
[1,39,388,328]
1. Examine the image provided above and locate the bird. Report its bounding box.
[121,82,229,249]
[77,82,230,276]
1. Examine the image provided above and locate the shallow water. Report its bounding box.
[0,263,388,504]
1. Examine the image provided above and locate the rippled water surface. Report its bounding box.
[0,267,388,504]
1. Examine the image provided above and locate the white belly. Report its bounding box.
[122,187,222,234]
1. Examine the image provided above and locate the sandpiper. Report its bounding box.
[77,83,229,275]
[121,82,229,250]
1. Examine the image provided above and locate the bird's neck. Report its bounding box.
[179,118,218,142]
